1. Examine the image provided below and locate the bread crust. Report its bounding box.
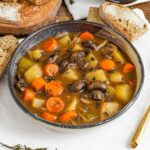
[0,35,18,78]
[99,2,148,41]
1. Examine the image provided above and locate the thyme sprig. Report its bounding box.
[0,142,47,150]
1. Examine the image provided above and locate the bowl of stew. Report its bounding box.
[8,21,144,129]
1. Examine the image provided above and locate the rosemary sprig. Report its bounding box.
[0,142,47,150]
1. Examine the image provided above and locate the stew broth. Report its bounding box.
[15,32,136,125]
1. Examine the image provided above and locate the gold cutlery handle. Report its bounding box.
[130,105,150,148]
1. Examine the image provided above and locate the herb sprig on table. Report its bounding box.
[0,142,47,150]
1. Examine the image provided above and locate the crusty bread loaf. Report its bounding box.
[87,7,105,24]
[99,2,148,41]
[0,2,22,25]
[27,0,50,5]
[0,35,18,77]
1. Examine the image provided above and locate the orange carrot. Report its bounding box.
[122,63,135,74]
[46,97,64,113]
[31,77,46,91]
[43,38,58,52]
[80,31,94,41]
[41,112,57,122]
[23,88,35,102]
[43,63,59,77]
[99,59,116,71]
[45,80,63,96]
[60,111,77,123]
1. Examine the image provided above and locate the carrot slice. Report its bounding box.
[122,63,135,74]
[41,112,57,122]
[43,63,59,77]
[23,88,35,102]
[43,38,58,52]
[31,77,46,91]
[60,111,77,123]
[80,32,94,41]
[45,80,63,96]
[100,59,116,71]
[46,97,64,113]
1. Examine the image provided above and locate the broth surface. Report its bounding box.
[15,32,137,125]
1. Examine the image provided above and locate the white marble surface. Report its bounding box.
[0,9,150,150]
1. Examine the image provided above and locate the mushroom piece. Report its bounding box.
[82,41,97,52]
[90,90,104,100]
[100,43,118,56]
[87,81,107,93]
[15,74,27,92]
[70,51,85,63]
[59,59,70,73]
[80,94,93,105]
[68,80,86,92]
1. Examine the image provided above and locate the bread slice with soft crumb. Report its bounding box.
[87,7,105,24]
[0,2,22,25]
[99,2,148,41]
[0,35,18,77]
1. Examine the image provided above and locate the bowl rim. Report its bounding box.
[8,20,144,129]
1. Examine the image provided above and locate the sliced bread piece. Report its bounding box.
[87,7,105,24]
[0,2,22,25]
[99,2,148,41]
[27,0,50,5]
[0,35,18,78]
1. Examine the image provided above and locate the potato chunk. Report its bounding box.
[58,35,71,47]
[100,101,121,120]
[109,71,124,83]
[32,98,45,109]
[86,53,98,68]
[24,64,43,83]
[112,51,125,64]
[62,69,81,81]
[85,69,107,82]
[115,84,132,103]
[73,44,83,51]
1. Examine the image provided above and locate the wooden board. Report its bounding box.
[0,0,62,35]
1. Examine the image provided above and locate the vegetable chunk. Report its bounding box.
[24,64,43,83]
[58,35,71,47]
[85,69,107,82]
[115,84,132,103]
[86,53,98,68]
[100,101,121,120]
[109,71,123,83]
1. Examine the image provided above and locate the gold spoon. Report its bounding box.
[130,105,150,148]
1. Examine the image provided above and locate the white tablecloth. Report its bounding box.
[0,9,150,150]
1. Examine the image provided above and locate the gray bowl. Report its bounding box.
[8,21,144,130]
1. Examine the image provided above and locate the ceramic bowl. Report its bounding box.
[8,21,144,130]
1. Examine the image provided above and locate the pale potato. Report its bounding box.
[85,69,107,82]
[86,53,98,68]
[72,44,83,51]
[24,64,43,83]
[32,98,45,109]
[115,84,132,103]
[109,71,124,83]
[112,50,126,64]
[100,101,121,120]
[58,35,71,47]
[62,69,81,81]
